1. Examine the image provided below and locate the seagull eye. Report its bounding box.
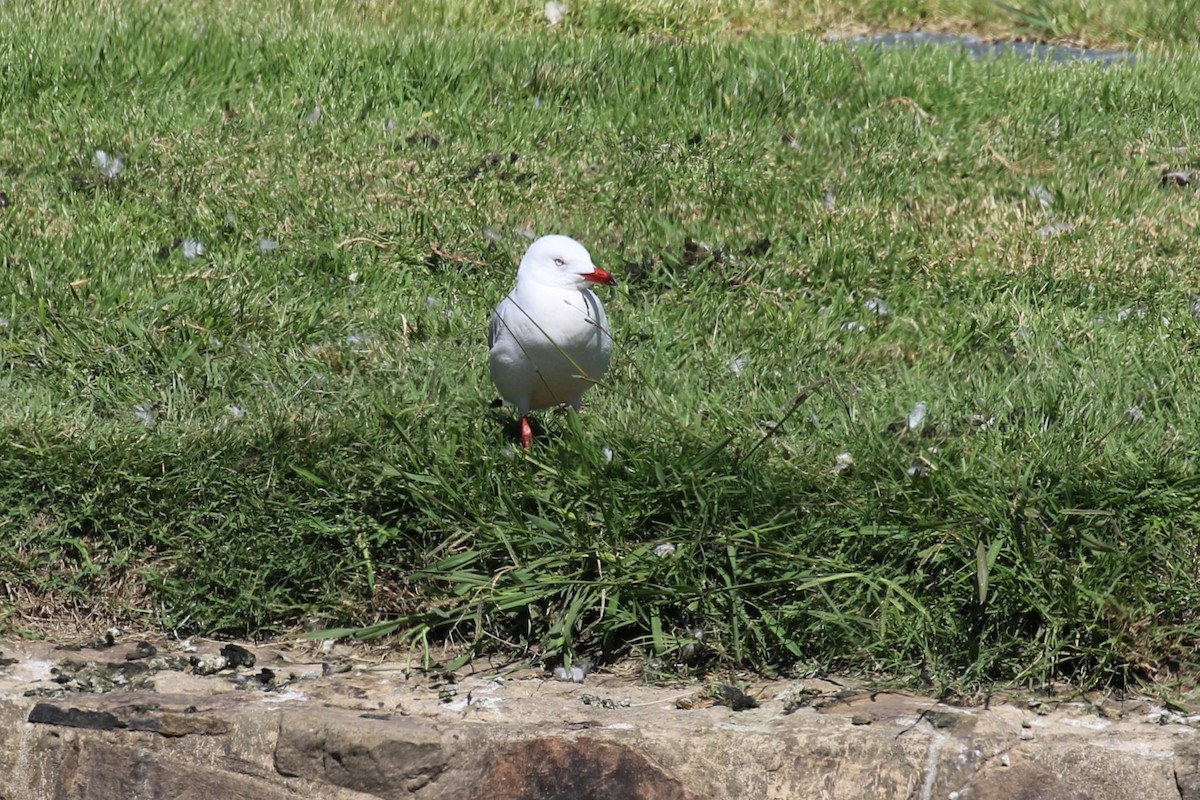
[554,258,565,267]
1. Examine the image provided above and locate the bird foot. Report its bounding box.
[521,416,533,449]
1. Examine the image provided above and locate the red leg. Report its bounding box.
[521,416,533,449]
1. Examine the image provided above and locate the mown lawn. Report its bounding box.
[3,0,1200,694]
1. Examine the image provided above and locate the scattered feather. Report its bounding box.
[553,661,590,683]
[833,451,855,475]
[1125,406,1145,424]
[514,226,536,240]
[1027,184,1053,211]
[1191,295,1200,320]
[653,542,677,558]
[840,321,866,333]
[213,404,246,434]
[94,149,124,179]
[823,188,837,212]
[484,228,503,243]
[134,404,155,428]
[906,456,933,478]
[544,1,567,25]
[1162,170,1192,187]
[907,401,928,431]
[306,104,323,126]
[181,239,205,260]
[1117,305,1145,323]
[864,297,889,317]
[601,446,613,463]
[1038,221,1076,239]
[729,357,748,376]
[259,238,278,253]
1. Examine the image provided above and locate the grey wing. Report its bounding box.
[488,308,500,350]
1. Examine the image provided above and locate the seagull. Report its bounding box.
[488,235,617,448]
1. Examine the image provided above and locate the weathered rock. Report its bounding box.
[28,703,122,731]
[127,710,232,737]
[1178,740,1200,800]
[274,709,449,798]
[0,639,1197,799]
[54,741,298,800]
[471,738,702,800]
[964,759,1090,800]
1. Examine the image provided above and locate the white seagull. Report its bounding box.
[488,235,617,448]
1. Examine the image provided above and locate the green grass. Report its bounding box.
[3,0,1200,694]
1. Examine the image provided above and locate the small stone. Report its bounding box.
[125,641,157,661]
[189,654,229,675]
[715,684,758,711]
[220,643,255,669]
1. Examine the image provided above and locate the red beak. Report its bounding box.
[583,267,617,286]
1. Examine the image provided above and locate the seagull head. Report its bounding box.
[516,235,617,290]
